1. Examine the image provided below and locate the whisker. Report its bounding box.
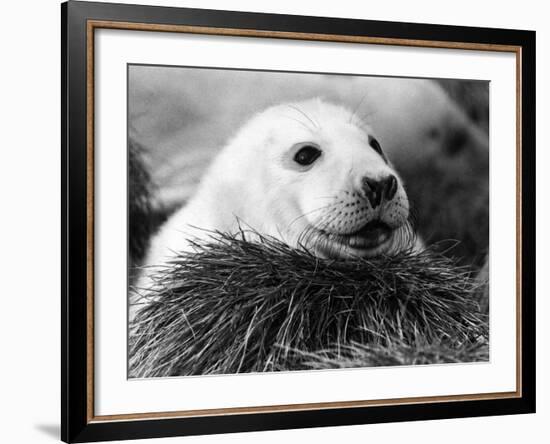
[285,104,320,129]
[359,110,379,125]
[349,92,370,124]
[287,203,336,230]
[279,114,313,132]
[313,195,340,200]
[297,207,338,252]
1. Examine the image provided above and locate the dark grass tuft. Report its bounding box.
[401,160,489,270]
[128,139,156,267]
[128,138,172,274]
[129,232,488,378]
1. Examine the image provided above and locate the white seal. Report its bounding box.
[137,99,421,293]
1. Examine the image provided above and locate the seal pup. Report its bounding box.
[137,98,421,286]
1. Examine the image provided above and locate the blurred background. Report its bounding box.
[128,65,489,270]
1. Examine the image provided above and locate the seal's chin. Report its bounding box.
[310,221,396,259]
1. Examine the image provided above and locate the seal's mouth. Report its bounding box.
[311,220,395,258]
[345,221,393,250]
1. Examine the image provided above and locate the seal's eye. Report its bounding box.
[294,145,322,166]
[368,135,383,155]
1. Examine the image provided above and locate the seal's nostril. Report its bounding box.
[362,175,398,208]
[385,175,398,201]
[362,177,382,208]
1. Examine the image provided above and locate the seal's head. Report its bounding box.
[202,99,415,259]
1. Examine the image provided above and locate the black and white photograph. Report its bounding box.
[128,66,490,378]
[0,0,543,441]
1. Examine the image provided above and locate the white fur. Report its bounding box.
[138,99,421,293]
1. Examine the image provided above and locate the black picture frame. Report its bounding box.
[61,1,536,442]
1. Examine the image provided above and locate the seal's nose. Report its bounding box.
[361,174,398,208]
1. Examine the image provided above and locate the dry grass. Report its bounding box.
[129,232,488,378]
[290,340,488,369]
